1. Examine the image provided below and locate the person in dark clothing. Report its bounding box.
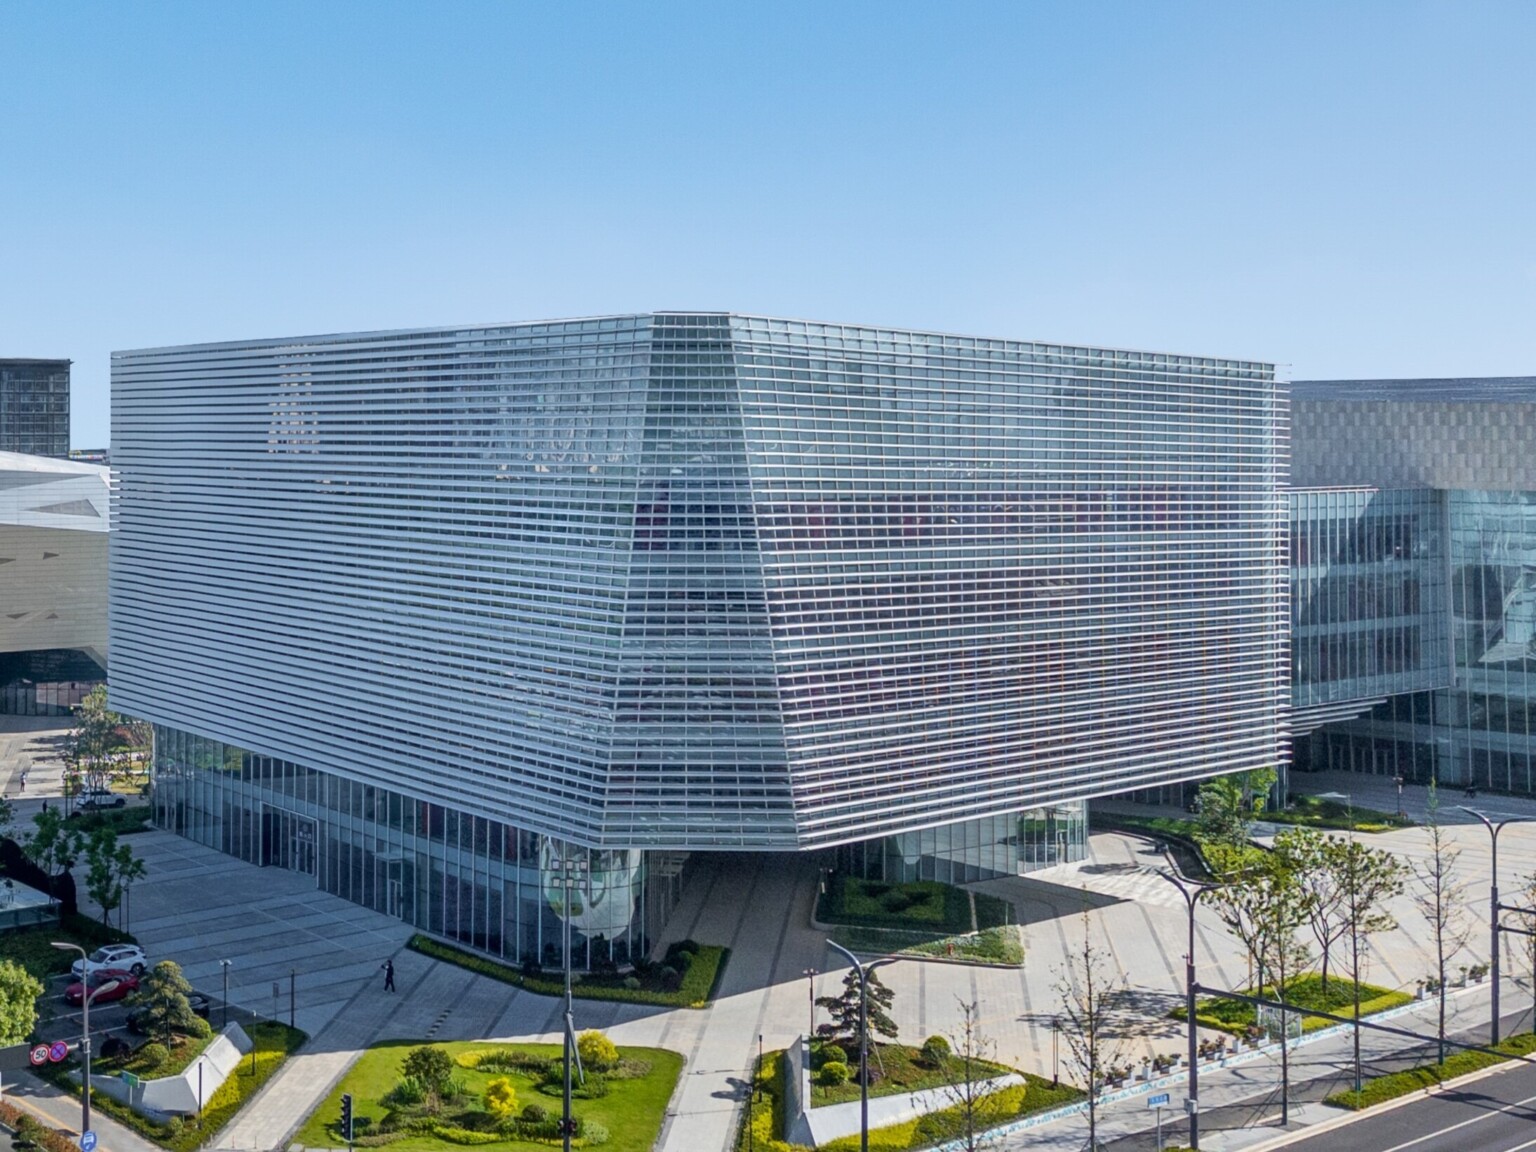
[382,958,396,992]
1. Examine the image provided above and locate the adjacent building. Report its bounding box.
[110,314,1288,962]
[0,451,111,714]
[0,359,71,458]
[1289,377,1536,794]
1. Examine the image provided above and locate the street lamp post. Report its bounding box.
[1051,1017,1060,1088]
[826,940,894,1152]
[803,967,818,1041]
[553,840,589,1152]
[1393,775,1405,821]
[52,942,92,1136]
[1460,807,1528,1045]
[1160,871,1219,1151]
[220,959,232,1030]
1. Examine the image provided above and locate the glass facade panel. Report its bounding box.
[0,359,70,457]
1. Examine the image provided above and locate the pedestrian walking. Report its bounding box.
[382,958,396,992]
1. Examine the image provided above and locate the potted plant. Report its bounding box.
[1470,963,1490,984]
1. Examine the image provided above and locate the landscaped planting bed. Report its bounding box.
[407,934,727,1009]
[296,1039,682,1152]
[42,1020,306,1152]
[817,875,1014,935]
[808,1041,1013,1105]
[827,925,1024,966]
[734,1048,1083,1152]
[1171,973,1413,1036]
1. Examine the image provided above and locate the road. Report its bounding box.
[1282,1057,1536,1152]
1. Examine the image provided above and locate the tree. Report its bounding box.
[0,793,12,841]
[1194,775,1249,849]
[130,961,208,1046]
[816,967,898,1065]
[483,1076,518,1122]
[1336,837,1407,1090]
[0,959,45,1046]
[402,1045,456,1100]
[1054,911,1130,1150]
[1274,827,1349,991]
[1511,869,1536,1027]
[921,999,1012,1151]
[83,826,147,926]
[22,807,83,881]
[1411,781,1471,1063]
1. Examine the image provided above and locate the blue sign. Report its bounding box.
[48,1040,69,1063]
[1147,1093,1170,1109]
[80,1131,97,1152]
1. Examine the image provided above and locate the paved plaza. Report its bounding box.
[10,737,1536,1152]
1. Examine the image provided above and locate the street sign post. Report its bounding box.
[1148,1093,1170,1152]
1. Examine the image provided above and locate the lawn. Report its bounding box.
[1172,973,1413,1036]
[43,1020,305,1152]
[736,1049,1084,1152]
[408,934,727,1009]
[295,1040,682,1152]
[827,925,1024,966]
[1326,1031,1536,1109]
[1267,794,1411,833]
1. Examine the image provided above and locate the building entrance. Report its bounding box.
[261,807,317,877]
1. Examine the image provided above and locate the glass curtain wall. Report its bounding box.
[150,724,650,969]
[836,803,1087,884]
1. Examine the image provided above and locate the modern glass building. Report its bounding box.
[110,314,1287,960]
[1290,378,1536,794]
[0,359,71,458]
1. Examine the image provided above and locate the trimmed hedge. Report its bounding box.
[407,934,728,1009]
[1171,974,1412,1037]
[1326,1031,1536,1109]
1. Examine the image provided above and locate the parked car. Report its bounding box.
[127,992,211,1034]
[76,788,127,810]
[70,943,148,978]
[65,968,139,1005]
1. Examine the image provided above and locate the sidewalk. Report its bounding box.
[997,974,1514,1150]
[1,1069,162,1152]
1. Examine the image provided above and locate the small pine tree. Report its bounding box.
[816,967,898,1059]
[129,961,202,1046]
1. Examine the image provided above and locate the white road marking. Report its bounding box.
[1375,1089,1536,1152]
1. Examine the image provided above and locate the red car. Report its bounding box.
[64,968,139,1006]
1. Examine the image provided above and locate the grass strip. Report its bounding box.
[1325,1031,1536,1109]
[407,934,728,1009]
[827,925,1023,966]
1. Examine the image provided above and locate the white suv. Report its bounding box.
[70,944,148,979]
[76,789,127,810]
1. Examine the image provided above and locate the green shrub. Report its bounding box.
[581,1119,610,1145]
[819,1060,850,1086]
[814,1043,847,1068]
[402,1045,456,1094]
[387,1074,426,1106]
[623,976,641,990]
[578,1029,620,1072]
[138,1042,169,1070]
[921,1035,951,1065]
[520,1103,548,1123]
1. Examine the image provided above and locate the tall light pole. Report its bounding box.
[553,840,589,1152]
[1460,808,1528,1045]
[220,959,232,1030]
[52,942,92,1136]
[826,940,894,1152]
[1160,870,1219,1151]
[803,967,819,1041]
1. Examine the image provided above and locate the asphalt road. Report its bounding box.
[1283,1057,1536,1152]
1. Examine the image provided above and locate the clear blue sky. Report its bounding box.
[3,1,1533,448]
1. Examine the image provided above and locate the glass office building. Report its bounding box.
[111,314,1287,959]
[1290,380,1536,794]
[0,359,71,457]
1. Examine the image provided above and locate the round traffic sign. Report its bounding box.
[80,1130,98,1152]
[49,1040,69,1062]
[29,1043,49,1066]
